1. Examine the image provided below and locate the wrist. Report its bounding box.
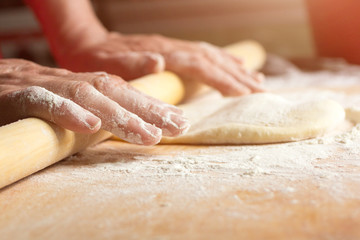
[56,23,108,57]
[25,0,108,63]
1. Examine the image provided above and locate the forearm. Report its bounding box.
[25,0,108,59]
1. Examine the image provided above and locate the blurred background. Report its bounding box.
[0,0,314,66]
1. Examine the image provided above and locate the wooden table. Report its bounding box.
[1,137,360,239]
[2,64,360,239]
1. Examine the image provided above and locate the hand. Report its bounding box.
[57,33,265,96]
[0,59,189,145]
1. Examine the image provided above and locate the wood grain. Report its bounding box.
[2,50,360,239]
[1,140,359,239]
[1,84,360,239]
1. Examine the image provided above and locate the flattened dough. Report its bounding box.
[161,93,345,144]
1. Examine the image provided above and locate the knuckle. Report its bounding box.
[75,81,93,91]
[41,67,71,77]
[94,72,127,89]
[6,86,48,110]
[0,71,21,80]
[169,51,196,63]
[143,52,164,63]
[0,59,40,76]
[69,81,95,98]
[18,86,45,97]
[198,41,217,52]
[91,72,115,90]
[15,61,40,73]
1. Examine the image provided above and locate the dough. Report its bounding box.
[161,93,345,144]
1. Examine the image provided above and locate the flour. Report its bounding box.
[10,86,93,129]
[25,58,360,204]
[89,71,189,142]
[29,115,360,203]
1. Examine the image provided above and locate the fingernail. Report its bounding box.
[169,105,184,115]
[86,114,101,130]
[146,124,162,138]
[164,104,183,115]
[226,86,250,96]
[142,124,162,145]
[145,53,165,73]
[255,72,265,83]
[163,114,190,137]
[175,116,190,133]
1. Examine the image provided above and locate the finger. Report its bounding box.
[96,51,165,80]
[252,72,265,83]
[43,80,162,145]
[199,43,265,93]
[226,66,265,93]
[228,54,244,66]
[0,86,101,133]
[227,54,264,83]
[87,72,190,137]
[227,54,262,83]
[221,54,266,90]
[166,51,251,96]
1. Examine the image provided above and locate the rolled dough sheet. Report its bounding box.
[161,93,345,144]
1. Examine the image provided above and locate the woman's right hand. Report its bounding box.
[0,59,189,145]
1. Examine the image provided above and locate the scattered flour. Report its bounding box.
[24,58,360,203]
[10,86,92,129]
[4,57,360,240]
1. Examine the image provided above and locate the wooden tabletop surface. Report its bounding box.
[1,138,360,240]
[2,68,360,239]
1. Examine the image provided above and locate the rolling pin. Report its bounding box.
[0,40,266,189]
